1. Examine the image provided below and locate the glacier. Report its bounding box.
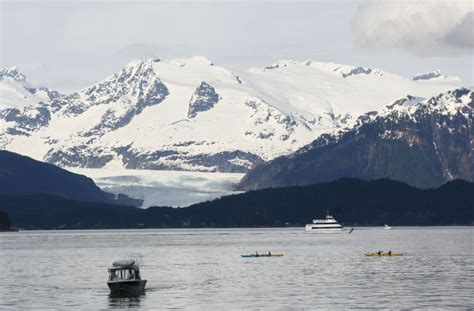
[69,168,244,208]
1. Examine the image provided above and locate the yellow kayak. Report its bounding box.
[365,253,404,257]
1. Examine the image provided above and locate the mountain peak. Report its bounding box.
[386,95,425,110]
[261,59,387,78]
[339,66,381,78]
[264,59,299,69]
[0,66,26,81]
[187,56,214,66]
[123,56,215,71]
[413,70,445,81]
[448,87,471,98]
[122,57,158,69]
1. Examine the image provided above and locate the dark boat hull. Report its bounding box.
[107,280,147,294]
[241,253,284,258]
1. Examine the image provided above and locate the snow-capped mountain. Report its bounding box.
[0,67,62,147]
[238,87,473,190]
[0,58,464,172]
[0,66,61,109]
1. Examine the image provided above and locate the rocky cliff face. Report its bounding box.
[238,88,473,190]
[188,82,219,118]
[412,70,445,81]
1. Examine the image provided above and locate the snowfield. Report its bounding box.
[69,168,244,208]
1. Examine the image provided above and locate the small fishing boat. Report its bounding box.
[384,224,392,230]
[241,252,284,258]
[107,259,147,294]
[364,252,404,257]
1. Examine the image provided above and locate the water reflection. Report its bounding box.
[108,292,145,309]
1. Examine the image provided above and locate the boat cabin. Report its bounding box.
[312,214,338,224]
[108,259,142,281]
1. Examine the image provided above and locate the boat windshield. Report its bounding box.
[108,268,139,281]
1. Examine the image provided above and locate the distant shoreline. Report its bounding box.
[0,228,19,232]
[3,225,473,232]
[2,179,473,230]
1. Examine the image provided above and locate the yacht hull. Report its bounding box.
[305,225,351,233]
[304,230,349,233]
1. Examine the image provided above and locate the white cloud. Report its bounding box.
[352,0,474,57]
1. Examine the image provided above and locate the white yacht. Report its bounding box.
[305,214,353,233]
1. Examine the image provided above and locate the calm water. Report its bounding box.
[0,227,473,310]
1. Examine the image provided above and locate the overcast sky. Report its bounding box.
[1,0,473,93]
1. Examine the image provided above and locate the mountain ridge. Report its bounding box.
[0,58,463,173]
[238,87,473,190]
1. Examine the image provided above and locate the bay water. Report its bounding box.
[1,227,472,309]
